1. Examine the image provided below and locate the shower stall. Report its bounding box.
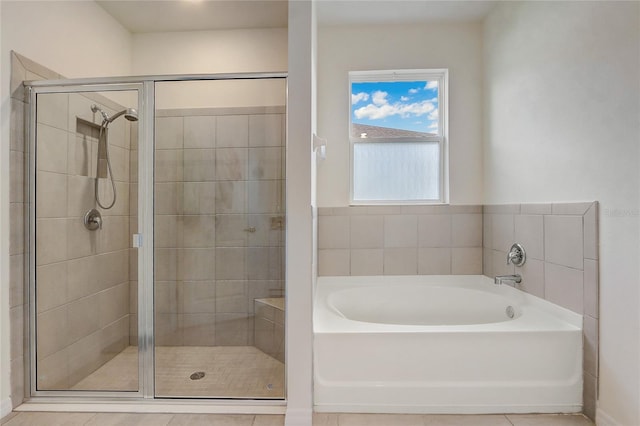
[26,75,286,402]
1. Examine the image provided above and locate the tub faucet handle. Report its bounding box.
[506,243,526,266]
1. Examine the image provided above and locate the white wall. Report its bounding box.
[483,2,640,424]
[133,29,287,109]
[0,1,133,415]
[316,22,483,207]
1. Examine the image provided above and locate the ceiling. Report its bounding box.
[96,0,497,34]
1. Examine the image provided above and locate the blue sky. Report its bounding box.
[351,80,439,134]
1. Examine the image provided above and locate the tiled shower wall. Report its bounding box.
[34,91,133,390]
[483,202,599,419]
[153,107,285,347]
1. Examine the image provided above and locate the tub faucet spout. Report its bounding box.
[494,274,522,286]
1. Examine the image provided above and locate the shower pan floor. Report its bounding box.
[72,346,285,398]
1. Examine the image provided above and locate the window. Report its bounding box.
[349,69,448,204]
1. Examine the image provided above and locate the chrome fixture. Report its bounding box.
[494,274,522,286]
[507,243,526,267]
[91,104,139,209]
[83,208,102,231]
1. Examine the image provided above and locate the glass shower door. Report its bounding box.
[153,78,286,399]
[32,86,142,393]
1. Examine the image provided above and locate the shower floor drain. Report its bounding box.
[190,371,206,380]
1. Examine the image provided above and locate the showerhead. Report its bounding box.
[91,104,138,124]
[107,108,139,123]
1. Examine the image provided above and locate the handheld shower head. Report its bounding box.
[107,108,139,123]
[91,105,138,124]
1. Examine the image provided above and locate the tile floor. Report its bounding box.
[72,346,284,398]
[0,412,595,426]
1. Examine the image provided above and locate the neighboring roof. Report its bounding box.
[352,123,436,139]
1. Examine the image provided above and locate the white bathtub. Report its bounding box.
[314,275,583,414]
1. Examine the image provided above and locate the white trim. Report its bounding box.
[15,402,285,415]
[284,408,313,426]
[348,69,449,205]
[596,407,621,426]
[0,398,12,419]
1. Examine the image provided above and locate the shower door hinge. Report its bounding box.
[132,233,143,248]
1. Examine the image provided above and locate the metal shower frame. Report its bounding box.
[25,73,287,408]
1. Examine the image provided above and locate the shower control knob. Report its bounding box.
[84,208,102,231]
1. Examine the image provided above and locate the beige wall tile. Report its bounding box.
[215,247,244,280]
[37,349,69,390]
[97,250,129,291]
[155,149,183,182]
[583,202,598,260]
[217,115,249,147]
[584,259,599,318]
[384,215,417,248]
[451,214,482,247]
[215,281,246,313]
[37,306,69,359]
[545,263,584,314]
[68,135,96,178]
[183,182,214,215]
[552,202,592,215]
[155,281,179,314]
[247,247,283,280]
[216,214,247,247]
[67,332,102,387]
[184,115,216,149]
[36,171,67,218]
[181,248,216,281]
[96,215,129,254]
[37,124,69,174]
[155,248,178,281]
[180,281,216,313]
[155,183,180,215]
[10,98,25,152]
[183,215,215,248]
[9,203,24,256]
[418,214,451,247]
[350,215,383,249]
[544,215,584,270]
[351,249,383,276]
[36,218,67,265]
[492,250,515,277]
[418,248,451,275]
[385,248,418,275]
[99,283,129,328]
[36,262,68,313]
[182,313,216,346]
[583,372,597,421]
[318,249,350,276]
[451,247,482,274]
[483,248,493,277]
[518,258,545,299]
[67,256,98,301]
[184,149,215,182]
[482,213,493,249]
[247,180,282,214]
[9,306,23,362]
[249,114,282,147]
[514,215,544,260]
[10,150,24,203]
[583,315,598,377]
[155,117,184,149]
[491,214,514,252]
[68,295,101,343]
[155,313,182,346]
[249,147,282,180]
[67,217,98,260]
[10,356,24,407]
[9,255,24,308]
[247,214,283,247]
[67,175,94,216]
[215,181,245,214]
[155,215,180,248]
[215,313,250,345]
[520,203,552,215]
[339,413,425,426]
[318,215,350,249]
[37,92,68,130]
[216,148,248,181]
[254,316,275,356]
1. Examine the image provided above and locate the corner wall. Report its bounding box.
[483,2,640,424]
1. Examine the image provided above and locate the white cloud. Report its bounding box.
[351,92,369,104]
[428,109,438,121]
[425,81,438,90]
[408,88,420,94]
[372,90,388,106]
[400,96,409,101]
[427,122,439,131]
[354,99,436,121]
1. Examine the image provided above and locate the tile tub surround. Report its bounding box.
[318,205,483,276]
[483,202,599,420]
[154,107,285,348]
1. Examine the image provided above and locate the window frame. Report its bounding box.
[349,69,449,205]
